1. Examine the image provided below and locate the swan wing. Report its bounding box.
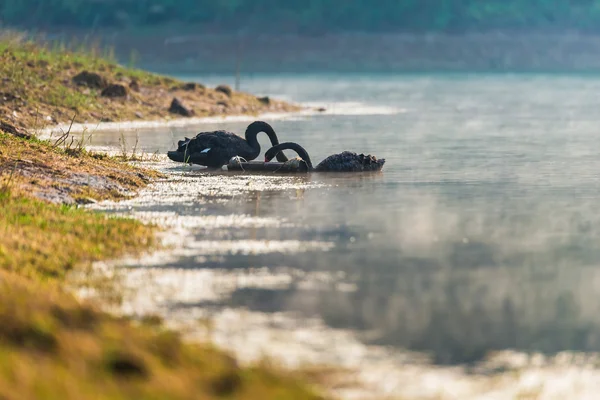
[185,130,242,154]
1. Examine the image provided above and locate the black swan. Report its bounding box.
[264,142,385,172]
[167,121,288,168]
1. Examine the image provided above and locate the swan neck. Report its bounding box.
[245,121,279,156]
[269,142,313,170]
[293,144,314,170]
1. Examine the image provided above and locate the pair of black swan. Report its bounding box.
[168,121,385,172]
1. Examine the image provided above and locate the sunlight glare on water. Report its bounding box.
[89,73,600,398]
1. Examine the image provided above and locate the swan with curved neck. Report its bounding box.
[171,121,288,168]
[265,142,385,172]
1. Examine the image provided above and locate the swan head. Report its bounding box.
[283,157,309,170]
[264,145,282,162]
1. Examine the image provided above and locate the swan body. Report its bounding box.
[314,151,384,172]
[169,121,288,168]
[265,142,385,172]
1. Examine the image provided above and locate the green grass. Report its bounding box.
[0,35,168,127]
[0,192,154,279]
[0,36,317,399]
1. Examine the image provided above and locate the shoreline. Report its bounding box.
[40,101,404,137]
[0,37,323,399]
[41,108,312,136]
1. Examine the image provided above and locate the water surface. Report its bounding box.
[90,73,600,372]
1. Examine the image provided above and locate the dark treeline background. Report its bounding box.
[2,0,600,33]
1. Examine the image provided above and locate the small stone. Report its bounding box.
[0,120,31,139]
[129,79,140,92]
[317,107,326,112]
[72,71,107,89]
[215,84,232,97]
[168,97,194,117]
[257,96,270,105]
[182,82,197,91]
[0,92,18,102]
[135,111,144,119]
[75,197,97,205]
[101,84,128,98]
[217,101,229,108]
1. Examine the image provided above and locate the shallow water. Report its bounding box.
[89,73,600,397]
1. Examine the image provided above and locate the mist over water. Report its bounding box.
[91,73,600,366]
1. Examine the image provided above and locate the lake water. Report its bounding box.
[88,73,600,397]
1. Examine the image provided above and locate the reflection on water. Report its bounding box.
[91,74,600,373]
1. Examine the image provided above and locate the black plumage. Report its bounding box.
[265,143,385,172]
[169,121,288,168]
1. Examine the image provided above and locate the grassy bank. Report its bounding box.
[0,32,298,133]
[0,37,321,399]
[0,132,162,204]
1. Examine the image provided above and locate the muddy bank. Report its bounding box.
[0,130,163,205]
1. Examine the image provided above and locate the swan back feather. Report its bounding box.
[315,151,385,172]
